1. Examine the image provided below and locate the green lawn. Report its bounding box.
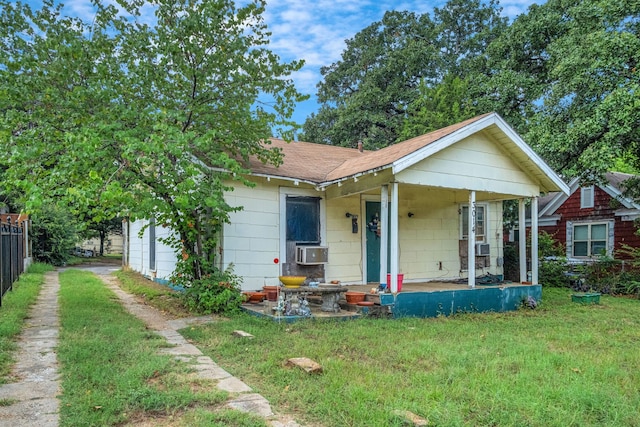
[4,268,639,426]
[55,269,265,426]
[180,288,640,427]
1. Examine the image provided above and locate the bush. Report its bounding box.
[30,204,79,266]
[175,263,244,315]
[539,257,569,287]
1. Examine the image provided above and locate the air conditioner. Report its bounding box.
[296,246,329,265]
[476,243,490,256]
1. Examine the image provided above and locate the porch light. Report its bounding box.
[346,213,358,233]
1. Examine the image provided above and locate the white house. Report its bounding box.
[125,112,569,292]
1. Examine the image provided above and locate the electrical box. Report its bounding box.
[296,246,329,265]
[476,243,490,256]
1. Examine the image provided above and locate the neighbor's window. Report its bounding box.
[461,204,486,241]
[572,222,607,257]
[286,196,321,244]
[580,186,594,209]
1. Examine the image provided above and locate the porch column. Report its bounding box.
[518,199,527,283]
[379,185,389,287]
[531,196,539,285]
[389,182,400,293]
[468,190,476,288]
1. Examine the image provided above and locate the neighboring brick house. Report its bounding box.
[537,172,640,261]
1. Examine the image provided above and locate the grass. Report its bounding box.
[179,288,640,427]
[7,265,640,425]
[57,269,237,426]
[0,262,53,383]
[114,268,194,318]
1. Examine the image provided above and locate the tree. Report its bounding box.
[525,0,640,185]
[302,10,438,149]
[302,0,506,148]
[475,0,640,192]
[399,74,478,140]
[79,217,123,256]
[0,0,305,307]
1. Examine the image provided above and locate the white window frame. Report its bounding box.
[567,220,613,259]
[460,203,488,242]
[580,186,594,209]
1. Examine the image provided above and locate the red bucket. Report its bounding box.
[386,273,404,292]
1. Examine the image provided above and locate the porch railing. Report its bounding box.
[0,217,25,307]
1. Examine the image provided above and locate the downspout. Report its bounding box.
[531,196,539,285]
[379,185,389,287]
[468,191,476,288]
[518,199,527,283]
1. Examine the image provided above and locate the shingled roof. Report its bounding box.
[249,113,491,184]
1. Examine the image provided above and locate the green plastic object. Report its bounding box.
[571,292,601,304]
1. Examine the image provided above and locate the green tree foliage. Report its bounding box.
[480,0,640,189]
[527,0,639,182]
[400,75,478,140]
[302,0,506,148]
[30,203,79,266]
[0,0,305,310]
[302,10,438,149]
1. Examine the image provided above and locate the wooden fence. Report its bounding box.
[0,218,25,307]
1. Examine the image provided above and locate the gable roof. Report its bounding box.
[539,172,640,217]
[248,112,569,194]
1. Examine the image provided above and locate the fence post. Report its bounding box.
[7,216,13,291]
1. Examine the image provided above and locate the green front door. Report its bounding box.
[365,201,391,283]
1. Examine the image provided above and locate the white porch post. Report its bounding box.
[518,199,527,283]
[468,190,476,288]
[379,185,389,286]
[531,196,539,285]
[389,182,400,293]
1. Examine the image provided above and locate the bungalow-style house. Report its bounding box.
[536,172,640,262]
[125,112,569,316]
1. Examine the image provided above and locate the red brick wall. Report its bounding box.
[541,187,640,258]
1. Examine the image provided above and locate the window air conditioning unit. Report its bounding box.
[296,246,329,265]
[476,243,490,256]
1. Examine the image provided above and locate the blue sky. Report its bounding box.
[38,0,543,127]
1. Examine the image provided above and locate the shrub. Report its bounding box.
[175,263,244,315]
[30,204,79,266]
[538,231,568,288]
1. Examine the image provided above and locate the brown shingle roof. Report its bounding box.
[249,113,491,184]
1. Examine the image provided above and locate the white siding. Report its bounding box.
[127,219,177,282]
[397,133,540,197]
[325,195,363,283]
[224,180,281,290]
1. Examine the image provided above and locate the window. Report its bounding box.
[580,186,594,208]
[572,222,608,257]
[149,218,156,270]
[460,204,486,241]
[286,196,321,244]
